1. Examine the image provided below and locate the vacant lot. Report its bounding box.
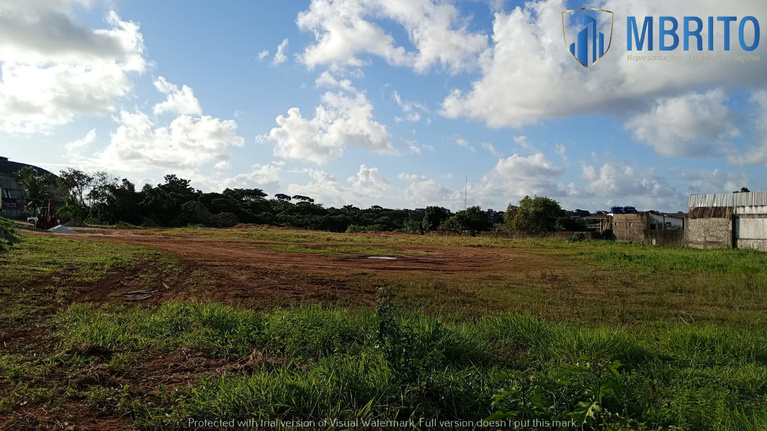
[1,226,767,430]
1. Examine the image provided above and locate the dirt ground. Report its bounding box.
[0,228,583,430]
[35,228,561,310]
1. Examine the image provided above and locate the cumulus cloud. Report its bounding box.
[221,163,283,188]
[296,0,488,73]
[257,49,269,60]
[678,169,752,195]
[287,164,391,207]
[726,91,767,165]
[441,0,767,128]
[348,164,390,194]
[475,152,564,198]
[272,38,289,66]
[153,76,202,116]
[268,74,393,163]
[95,111,244,172]
[582,162,683,208]
[625,89,738,157]
[72,76,245,172]
[398,172,456,205]
[0,4,146,133]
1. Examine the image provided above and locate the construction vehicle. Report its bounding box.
[35,200,59,230]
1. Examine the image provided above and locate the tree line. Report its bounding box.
[12,167,587,234]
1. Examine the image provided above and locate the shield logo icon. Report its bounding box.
[562,8,614,69]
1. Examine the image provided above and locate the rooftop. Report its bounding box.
[0,157,53,177]
[689,192,767,208]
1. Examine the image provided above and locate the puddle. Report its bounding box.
[368,256,398,260]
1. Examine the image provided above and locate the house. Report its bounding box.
[687,192,767,251]
[0,156,55,218]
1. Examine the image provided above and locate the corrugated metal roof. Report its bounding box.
[689,192,767,208]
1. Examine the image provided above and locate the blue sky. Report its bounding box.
[1,0,765,212]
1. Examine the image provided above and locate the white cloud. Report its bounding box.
[726,91,767,165]
[393,90,426,123]
[268,74,393,163]
[257,49,269,60]
[0,4,146,134]
[403,138,434,155]
[475,152,564,198]
[582,162,682,209]
[221,163,282,188]
[64,128,96,157]
[296,0,488,73]
[513,136,535,151]
[481,142,501,157]
[287,164,391,207]
[272,38,289,66]
[441,0,767,128]
[152,76,202,116]
[625,89,738,157]
[95,110,244,172]
[398,172,456,206]
[348,164,390,194]
[678,169,752,195]
[555,143,566,161]
[454,137,475,152]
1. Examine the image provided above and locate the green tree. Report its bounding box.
[89,178,143,225]
[452,206,491,235]
[180,201,213,226]
[509,196,565,233]
[57,168,94,223]
[58,168,93,207]
[141,175,199,226]
[421,206,450,232]
[14,166,57,216]
[503,204,519,231]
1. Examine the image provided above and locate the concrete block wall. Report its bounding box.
[685,207,734,249]
[611,214,648,242]
[734,206,767,251]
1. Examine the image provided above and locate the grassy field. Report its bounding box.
[1,226,767,430]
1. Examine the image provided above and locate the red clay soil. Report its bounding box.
[31,228,555,309]
[0,228,568,430]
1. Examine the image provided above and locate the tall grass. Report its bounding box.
[58,302,767,430]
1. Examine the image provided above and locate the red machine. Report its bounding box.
[35,200,59,230]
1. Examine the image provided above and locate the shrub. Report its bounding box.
[140,217,159,228]
[180,201,213,226]
[0,217,18,252]
[567,232,587,242]
[593,229,616,241]
[437,217,461,233]
[489,358,628,428]
[345,224,365,233]
[212,212,239,228]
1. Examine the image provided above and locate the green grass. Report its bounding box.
[0,234,176,287]
[4,228,767,429]
[52,302,767,430]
